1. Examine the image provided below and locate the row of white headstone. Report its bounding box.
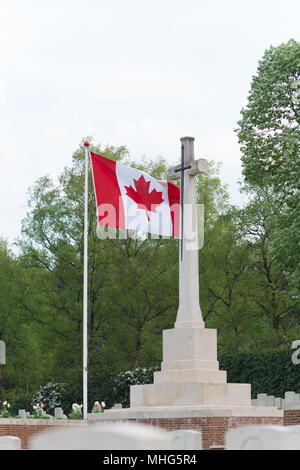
[1,422,300,450]
[16,408,67,419]
[252,391,300,409]
[12,390,300,421]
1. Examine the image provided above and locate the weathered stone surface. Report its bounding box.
[0,436,21,450]
[225,425,300,450]
[168,430,202,450]
[130,383,251,407]
[88,405,283,421]
[30,422,170,450]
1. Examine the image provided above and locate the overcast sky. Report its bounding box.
[0,0,299,247]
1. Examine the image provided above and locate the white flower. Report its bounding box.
[101,402,105,408]
[72,403,82,413]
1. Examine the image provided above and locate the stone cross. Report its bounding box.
[168,137,208,329]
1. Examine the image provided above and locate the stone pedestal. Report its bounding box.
[130,327,251,408]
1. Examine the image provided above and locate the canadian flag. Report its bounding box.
[90,152,180,237]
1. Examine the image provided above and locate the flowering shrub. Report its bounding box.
[32,403,46,418]
[31,382,64,415]
[0,401,12,418]
[92,401,105,413]
[110,366,159,407]
[69,403,83,419]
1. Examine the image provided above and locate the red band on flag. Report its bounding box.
[90,152,125,229]
[167,181,180,238]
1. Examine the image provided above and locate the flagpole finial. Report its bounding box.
[180,136,195,142]
[84,140,90,147]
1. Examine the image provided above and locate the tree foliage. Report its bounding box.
[236,39,300,298]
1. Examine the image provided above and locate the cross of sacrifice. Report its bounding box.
[168,137,208,329]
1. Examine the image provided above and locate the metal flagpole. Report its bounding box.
[83,140,89,420]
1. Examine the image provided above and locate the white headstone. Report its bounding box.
[283,391,300,410]
[54,407,65,419]
[267,396,275,407]
[257,393,268,406]
[0,436,21,450]
[287,425,300,439]
[30,422,170,450]
[18,409,27,419]
[285,391,296,402]
[0,341,5,365]
[275,398,282,408]
[225,425,300,450]
[168,430,202,450]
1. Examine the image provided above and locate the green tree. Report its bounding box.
[236,39,300,298]
[0,241,46,408]
[237,187,299,346]
[198,161,298,351]
[200,210,263,351]
[196,163,261,351]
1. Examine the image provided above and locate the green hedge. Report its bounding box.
[219,349,300,398]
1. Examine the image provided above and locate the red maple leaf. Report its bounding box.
[124,175,164,221]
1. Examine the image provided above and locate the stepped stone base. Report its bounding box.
[130,383,251,407]
[154,369,227,384]
[130,327,252,408]
[87,324,283,449]
[88,405,283,421]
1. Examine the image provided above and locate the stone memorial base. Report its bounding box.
[130,383,250,407]
[88,405,283,421]
[88,326,283,449]
[131,327,252,408]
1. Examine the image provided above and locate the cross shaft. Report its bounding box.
[168,136,208,329]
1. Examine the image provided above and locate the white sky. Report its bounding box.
[0,0,299,247]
